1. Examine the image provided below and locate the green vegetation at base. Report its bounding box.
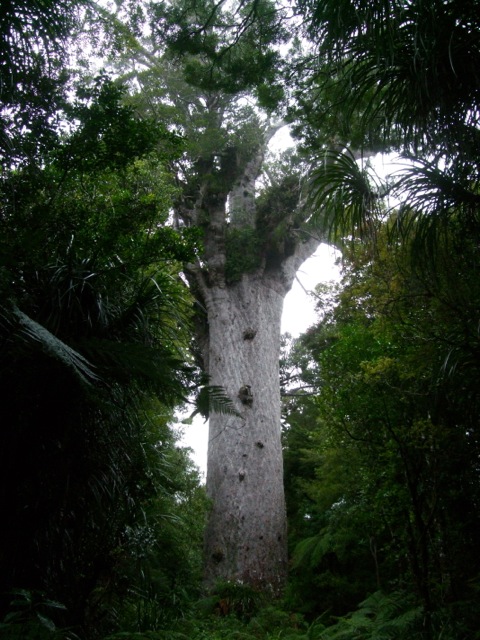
[3,583,474,640]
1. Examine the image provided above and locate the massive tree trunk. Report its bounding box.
[191,253,317,593]
[100,3,323,596]
[203,274,287,592]
[175,100,319,593]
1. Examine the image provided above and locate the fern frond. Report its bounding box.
[318,591,423,640]
[292,531,333,570]
[190,384,242,421]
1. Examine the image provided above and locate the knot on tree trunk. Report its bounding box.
[238,385,253,405]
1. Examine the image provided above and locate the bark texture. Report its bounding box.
[196,247,317,592]
[203,275,287,593]
[175,98,319,592]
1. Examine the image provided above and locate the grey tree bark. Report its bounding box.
[203,276,287,592]
[175,99,319,593]
[199,247,322,593]
[186,193,318,593]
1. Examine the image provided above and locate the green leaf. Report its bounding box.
[191,384,242,420]
[11,306,99,384]
[308,149,382,245]
[36,612,56,631]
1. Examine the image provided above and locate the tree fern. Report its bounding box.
[318,591,423,640]
[292,532,335,571]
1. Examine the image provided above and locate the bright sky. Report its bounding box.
[282,243,341,335]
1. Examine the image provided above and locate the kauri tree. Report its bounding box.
[97,0,322,593]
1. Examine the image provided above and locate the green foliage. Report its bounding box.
[82,0,310,298]
[282,222,480,633]
[59,77,183,172]
[0,0,79,164]
[190,382,242,420]
[0,589,71,640]
[306,149,382,245]
[105,432,209,633]
[298,0,480,152]
[151,0,288,102]
[295,0,480,263]
[6,2,479,638]
[0,73,206,638]
[198,581,266,621]
[143,599,326,640]
[316,591,423,640]
[225,227,263,283]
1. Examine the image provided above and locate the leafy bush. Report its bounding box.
[196,581,265,621]
[0,589,74,640]
[315,591,423,640]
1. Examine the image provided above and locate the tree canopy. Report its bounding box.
[0,52,205,638]
[297,0,480,261]
[282,222,480,635]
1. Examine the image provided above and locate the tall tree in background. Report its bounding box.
[96,0,322,592]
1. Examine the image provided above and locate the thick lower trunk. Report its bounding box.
[167,89,321,595]
[203,273,288,594]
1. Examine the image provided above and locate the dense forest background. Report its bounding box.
[1,0,479,638]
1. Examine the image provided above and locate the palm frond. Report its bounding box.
[79,337,190,405]
[306,0,480,155]
[7,305,98,384]
[390,157,480,260]
[107,272,191,341]
[307,148,382,245]
[394,158,480,218]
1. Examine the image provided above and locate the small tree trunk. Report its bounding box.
[203,273,288,593]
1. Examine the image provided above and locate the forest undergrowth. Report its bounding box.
[2,580,475,640]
